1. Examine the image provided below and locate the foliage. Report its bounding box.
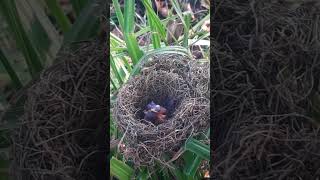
[110,0,210,179]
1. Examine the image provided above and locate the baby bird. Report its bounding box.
[144,101,167,125]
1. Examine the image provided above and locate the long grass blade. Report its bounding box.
[112,0,124,31]
[122,0,144,64]
[18,0,62,66]
[183,13,191,48]
[63,0,104,44]
[0,49,22,89]
[185,155,202,177]
[138,167,149,180]
[122,57,132,72]
[167,162,186,180]
[129,46,191,78]
[141,0,167,44]
[123,0,135,34]
[0,0,43,77]
[185,138,210,160]
[110,55,124,85]
[169,0,187,28]
[112,0,143,64]
[110,156,134,180]
[110,78,118,90]
[124,33,144,65]
[44,0,71,33]
[70,0,89,16]
[147,13,161,49]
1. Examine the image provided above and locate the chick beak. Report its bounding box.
[150,108,157,113]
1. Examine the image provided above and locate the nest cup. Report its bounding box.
[10,40,107,180]
[212,0,320,179]
[113,53,210,166]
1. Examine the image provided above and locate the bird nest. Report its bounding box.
[10,40,107,180]
[212,0,320,179]
[113,53,210,167]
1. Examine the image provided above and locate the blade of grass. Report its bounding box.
[123,0,144,64]
[147,12,161,49]
[71,0,89,16]
[112,0,124,31]
[190,14,210,33]
[183,13,191,48]
[110,55,124,85]
[141,0,167,44]
[63,0,104,45]
[184,130,210,177]
[168,162,186,180]
[185,155,202,177]
[0,0,43,77]
[0,49,22,89]
[110,156,134,180]
[110,78,118,90]
[19,0,62,66]
[185,138,210,160]
[123,33,144,65]
[112,0,143,64]
[170,0,187,28]
[123,0,134,33]
[129,46,192,78]
[138,167,149,180]
[122,57,132,72]
[44,0,71,33]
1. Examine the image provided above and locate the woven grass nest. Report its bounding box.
[10,40,107,180]
[212,0,320,179]
[113,52,210,166]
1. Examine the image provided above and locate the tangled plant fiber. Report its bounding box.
[113,53,209,167]
[212,0,320,179]
[10,40,107,180]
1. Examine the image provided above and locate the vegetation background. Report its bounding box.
[0,0,209,179]
[110,0,210,179]
[0,0,104,179]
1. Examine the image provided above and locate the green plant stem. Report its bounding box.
[0,49,22,89]
[45,0,71,33]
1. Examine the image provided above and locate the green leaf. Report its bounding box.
[110,55,124,85]
[124,33,144,65]
[168,163,186,180]
[110,156,134,180]
[112,0,143,65]
[138,167,149,180]
[17,0,62,66]
[123,0,135,34]
[44,0,71,33]
[110,78,118,91]
[0,49,22,89]
[129,46,191,78]
[183,13,191,48]
[112,0,124,31]
[148,14,161,49]
[0,0,43,77]
[169,0,187,28]
[71,0,89,16]
[185,138,210,160]
[63,0,104,44]
[141,0,167,45]
[185,156,202,177]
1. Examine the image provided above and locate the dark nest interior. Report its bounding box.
[212,0,320,179]
[113,54,209,167]
[10,40,107,180]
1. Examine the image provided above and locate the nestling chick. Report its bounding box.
[144,101,168,125]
